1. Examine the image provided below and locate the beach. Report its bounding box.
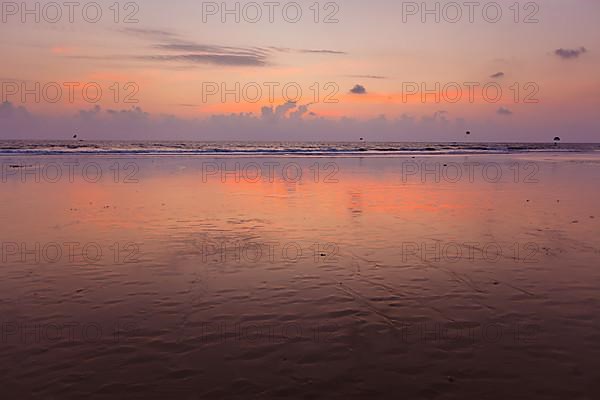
[1,150,600,398]
[3,0,600,396]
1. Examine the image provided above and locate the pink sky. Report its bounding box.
[1,0,599,141]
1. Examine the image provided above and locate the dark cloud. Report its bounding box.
[268,46,346,55]
[260,101,298,120]
[299,49,347,55]
[555,47,587,59]
[490,72,505,79]
[268,47,292,53]
[119,27,270,66]
[68,50,268,67]
[121,27,179,40]
[1,101,590,142]
[422,110,448,123]
[0,101,392,140]
[290,103,311,119]
[350,84,367,94]
[137,53,268,67]
[121,31,344,67]
[106,106,149,119]
[78,105,102,119]
[156,43,269,57]
[497,107,513,116]
[0,101,29,118]
[175,104,200,108]
[76,29,345,69]
[348,75,388,80]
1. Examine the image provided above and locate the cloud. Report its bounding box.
[350,84,367,94]
[175,104,200,108]
[260,101,299,120]
[268,46,346,54]
[137,53,268,66]
[348,75,388,80]
[0,101,29,118]
[66,28,345,69]
[298,49,346,55]
[0,101,475,142]
[132,33,343,67]
[121,27,180,40]
[290,103,311,119]
[497,107,513,116]
[155,43,270,58]
[78,105,102,119]
[490,72,505,79]
[106,106,149,120]
[2,101,596,142]
[554,47,587,59]
[422,110,448,123]
[119,27,270,66]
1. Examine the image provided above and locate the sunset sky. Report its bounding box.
[1,0,599,141]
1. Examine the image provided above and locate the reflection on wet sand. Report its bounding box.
[1,154,599,398]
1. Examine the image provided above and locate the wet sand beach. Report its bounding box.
[1,152,600,399]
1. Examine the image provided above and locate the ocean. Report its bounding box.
[1,140,599,156]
